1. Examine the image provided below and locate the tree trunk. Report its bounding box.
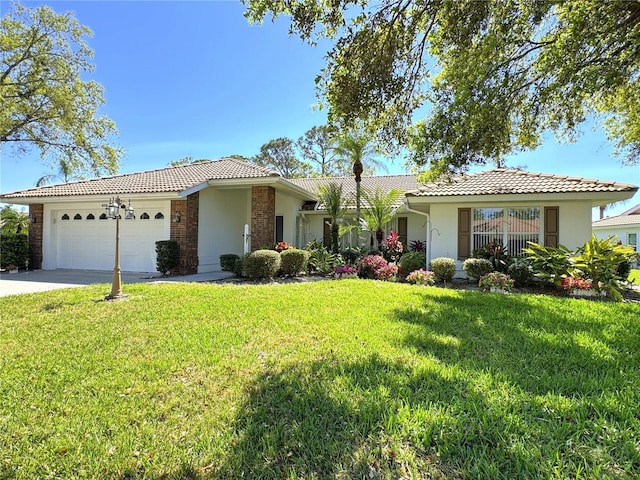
[353,160,363,248]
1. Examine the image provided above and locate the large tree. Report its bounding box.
[251,137,313,178]
[296,125,350,177]
[243,0,640,178]
[1,3,121,178]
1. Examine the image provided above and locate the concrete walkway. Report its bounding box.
[0,269,234,297]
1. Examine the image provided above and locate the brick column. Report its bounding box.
[28,204,43,270]
[169,192,199,275]
[251,185,275,250]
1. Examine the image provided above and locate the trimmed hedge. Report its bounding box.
[463,258,494,279]
[507,260,534,286]
[430,257,456,283]
[156,240,180,276]
[220,254,240,272]
[244,249,281,280]
[0,234,29,268]
[280,248,309,276]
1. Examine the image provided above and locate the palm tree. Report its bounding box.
[316,182,350,253]
[360,187,404,249]
[335,132,386,246]
[35,158,82,187]
[0,206,29,234]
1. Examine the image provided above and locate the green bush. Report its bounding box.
[430,257,456,283]
[0,233,29,268]
[156,240,180,276]
[280,248,309,276]
[244,249,281,280]
[507,259,534,287]
[398,252,426,280]
[462,258,494,279]
[522,242,573,286]
[233,254,248,277]
[305,241,338,275]
[219,253,239,272]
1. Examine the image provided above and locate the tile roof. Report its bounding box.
[0,158,279,199]
[288,175,420,208]
[593,213,640,228]
[407,169,638,197]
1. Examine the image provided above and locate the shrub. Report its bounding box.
[399,252,426,280]
[357,254,388,279]
[507,259,534,286]
[244,249,281,280]
[377,263,399,281]
[522,242,573,285]
[305,241,338,275]
[463,258,494,279]
[155,240,180,276]
[430,257,456,283]
[219,254,239,272]
[280,248,309,276]
[232,255,246,277]
[334,265,357,279]
[479,272,515,292]
[0,233,29,269]
[381,231,404,262]
[405,269,435,286]
[409,239,426,253]
[560,276,593,292]
[616,260,632,281]
[341,247,363,265]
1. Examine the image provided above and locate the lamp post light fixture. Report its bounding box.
[103,197,134,300]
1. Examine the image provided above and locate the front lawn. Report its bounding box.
[1,281,639,479]
[629,268,640,284]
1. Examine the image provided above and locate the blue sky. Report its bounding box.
[1,0,638,218]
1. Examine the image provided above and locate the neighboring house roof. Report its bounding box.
[407,169,638,197]
[0,158,279,199]
[593,203,640,228]
[288,175,420,209]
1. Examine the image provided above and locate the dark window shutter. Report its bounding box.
[275,216,284,243]
[323,218,331,248]
[544,206,559,247]
[458,208,471,260]
[397,217,408,246]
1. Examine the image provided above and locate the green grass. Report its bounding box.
[629,268,640,283]
[1,280,639,479]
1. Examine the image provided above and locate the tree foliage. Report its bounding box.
[251,137,313,178]
[315,182,350,253]
[243,0,640,178]
[0,205,29,234]
[296,125,350,176]
[1,3,121,178]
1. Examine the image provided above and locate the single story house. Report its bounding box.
[592,204,640,251]
[1,158,637,274]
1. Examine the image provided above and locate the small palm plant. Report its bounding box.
[360,187,404,249]
[315,182,350,253]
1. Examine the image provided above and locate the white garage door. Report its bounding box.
[54,209,168,272]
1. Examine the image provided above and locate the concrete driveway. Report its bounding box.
[0,269,233,297]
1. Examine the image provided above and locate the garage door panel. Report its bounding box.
[55,210,168,272]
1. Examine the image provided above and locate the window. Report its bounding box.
[629,233,637,247]
[86,214,95,220]
[473,208,540,256]
[61,214,69,220]
[140,212,150,220]
[99,213,108,220]
[275,216,284,243]
[154,212,164,220]
[322,217,331,248]
[73,214,82,220]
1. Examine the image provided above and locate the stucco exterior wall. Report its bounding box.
[593,225,640,250]
[428,200,595,275]
[198,188,250,272]
[275,191,301,246]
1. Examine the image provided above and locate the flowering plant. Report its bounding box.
[405,269,435,286]
[377,264,399,281]
[357,254,389,279]
[382,231,404,262]
[334,265,357,279]
[274,241,291,252]
[560,276,593,292]
[479,272,514,291]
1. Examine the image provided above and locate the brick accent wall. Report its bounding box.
[169,192,199,275]
[251,186,275,250]
[28,204,43,270]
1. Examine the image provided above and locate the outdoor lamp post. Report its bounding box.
[103,197,134,300]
